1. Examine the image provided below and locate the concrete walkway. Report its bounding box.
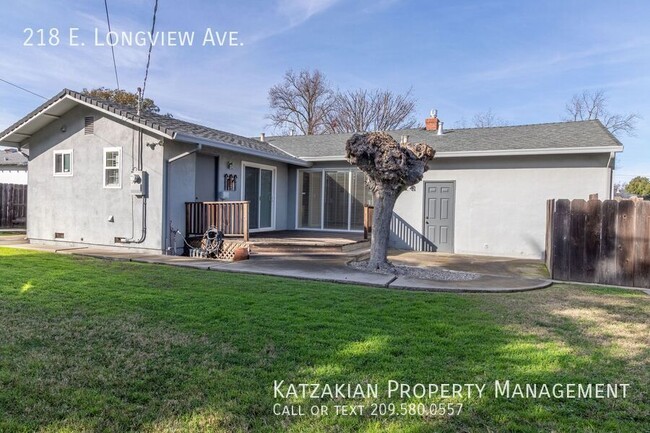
[0,237,552,293]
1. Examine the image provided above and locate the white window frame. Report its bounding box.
[241,161,277,232]
[295,167,368,233]
[53,150,73,177]
[103,147,122,189]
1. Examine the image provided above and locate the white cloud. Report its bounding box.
[276,0,341,26]
[466,39,650,83]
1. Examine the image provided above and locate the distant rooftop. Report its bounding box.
[0,148,27,166]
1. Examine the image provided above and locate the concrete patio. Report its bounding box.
[1,235,552,293]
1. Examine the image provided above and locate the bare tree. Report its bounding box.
[327,89,417,133]
[564,89,640,136]
[268,69,335,135]
[471,108,509,128]
[346,132,434,269]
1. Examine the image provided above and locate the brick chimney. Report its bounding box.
[425,109,440,131]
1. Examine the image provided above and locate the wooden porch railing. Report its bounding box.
[363,205,374,240]
[185,201,250,241]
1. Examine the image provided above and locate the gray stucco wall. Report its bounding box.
[392,153,613,259]
[26,105,165,252]
[289,153,613,259]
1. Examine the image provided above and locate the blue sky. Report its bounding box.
[1,0,648,183]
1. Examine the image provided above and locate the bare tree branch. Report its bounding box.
[327,88,418,133]
[471,109,509,128]
[563,89,640,136]
[267,69,335,135]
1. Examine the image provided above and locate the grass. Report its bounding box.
[0,231,25,236]
[0,247,648,432]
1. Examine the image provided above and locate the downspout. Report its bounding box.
[164,144,203,254]
[606,151,615,199]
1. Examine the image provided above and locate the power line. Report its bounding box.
[104,0,120,89]
[0,78,47,99]
[140,0,158,107]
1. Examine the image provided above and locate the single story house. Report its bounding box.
[0,148,28,184]
[0,89,623,258]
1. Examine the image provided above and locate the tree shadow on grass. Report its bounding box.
[0,249,648,432]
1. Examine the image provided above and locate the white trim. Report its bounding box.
[103,147,122,189]
[241,161,277,232]
[0,95,174,146]
[299,146,624,162]
[53,149,73,177]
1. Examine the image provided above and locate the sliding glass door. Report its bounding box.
[324,171,350,230]
[298,169,372,231]
[244,165,274,230]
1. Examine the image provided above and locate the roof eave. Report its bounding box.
[173,132,312,167]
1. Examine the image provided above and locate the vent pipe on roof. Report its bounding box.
[260,132,265,142]
[437,121,444,136]
[400,135,409,144]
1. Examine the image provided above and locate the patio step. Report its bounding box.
[249,239,369,255]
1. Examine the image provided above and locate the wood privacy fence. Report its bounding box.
[0,183,27,228]
[186,201,250,241]
[546,198,650,288]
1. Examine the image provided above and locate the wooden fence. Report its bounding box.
[186,201,249,241]
[546,198,650,288]
[0,183,27,228]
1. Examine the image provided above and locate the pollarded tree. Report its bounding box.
[346,132,435,270]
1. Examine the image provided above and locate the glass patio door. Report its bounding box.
[245,166,273,230]
[298,169,373,231]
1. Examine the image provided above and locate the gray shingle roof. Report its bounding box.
[0,89,306,166]
[266,120,623,158]
[0,149,27,166]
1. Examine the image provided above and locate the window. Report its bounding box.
[103,147,121,188]
[53,150,73,176]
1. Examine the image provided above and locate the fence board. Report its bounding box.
[547,197,649,288]
[569,199,587,282]
[552,199,571,281]
[599,200,618,285]
[584,198,602,283]
[616,200,636,287]
[634,202,650,288]
[545,199,554,273]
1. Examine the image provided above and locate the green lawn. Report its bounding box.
[0,247,648,432]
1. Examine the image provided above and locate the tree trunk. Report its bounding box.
[368,188,399,269]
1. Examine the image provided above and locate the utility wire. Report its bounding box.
[103,0,120,89]
[0,78,47,100]
[141,0,158,106]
